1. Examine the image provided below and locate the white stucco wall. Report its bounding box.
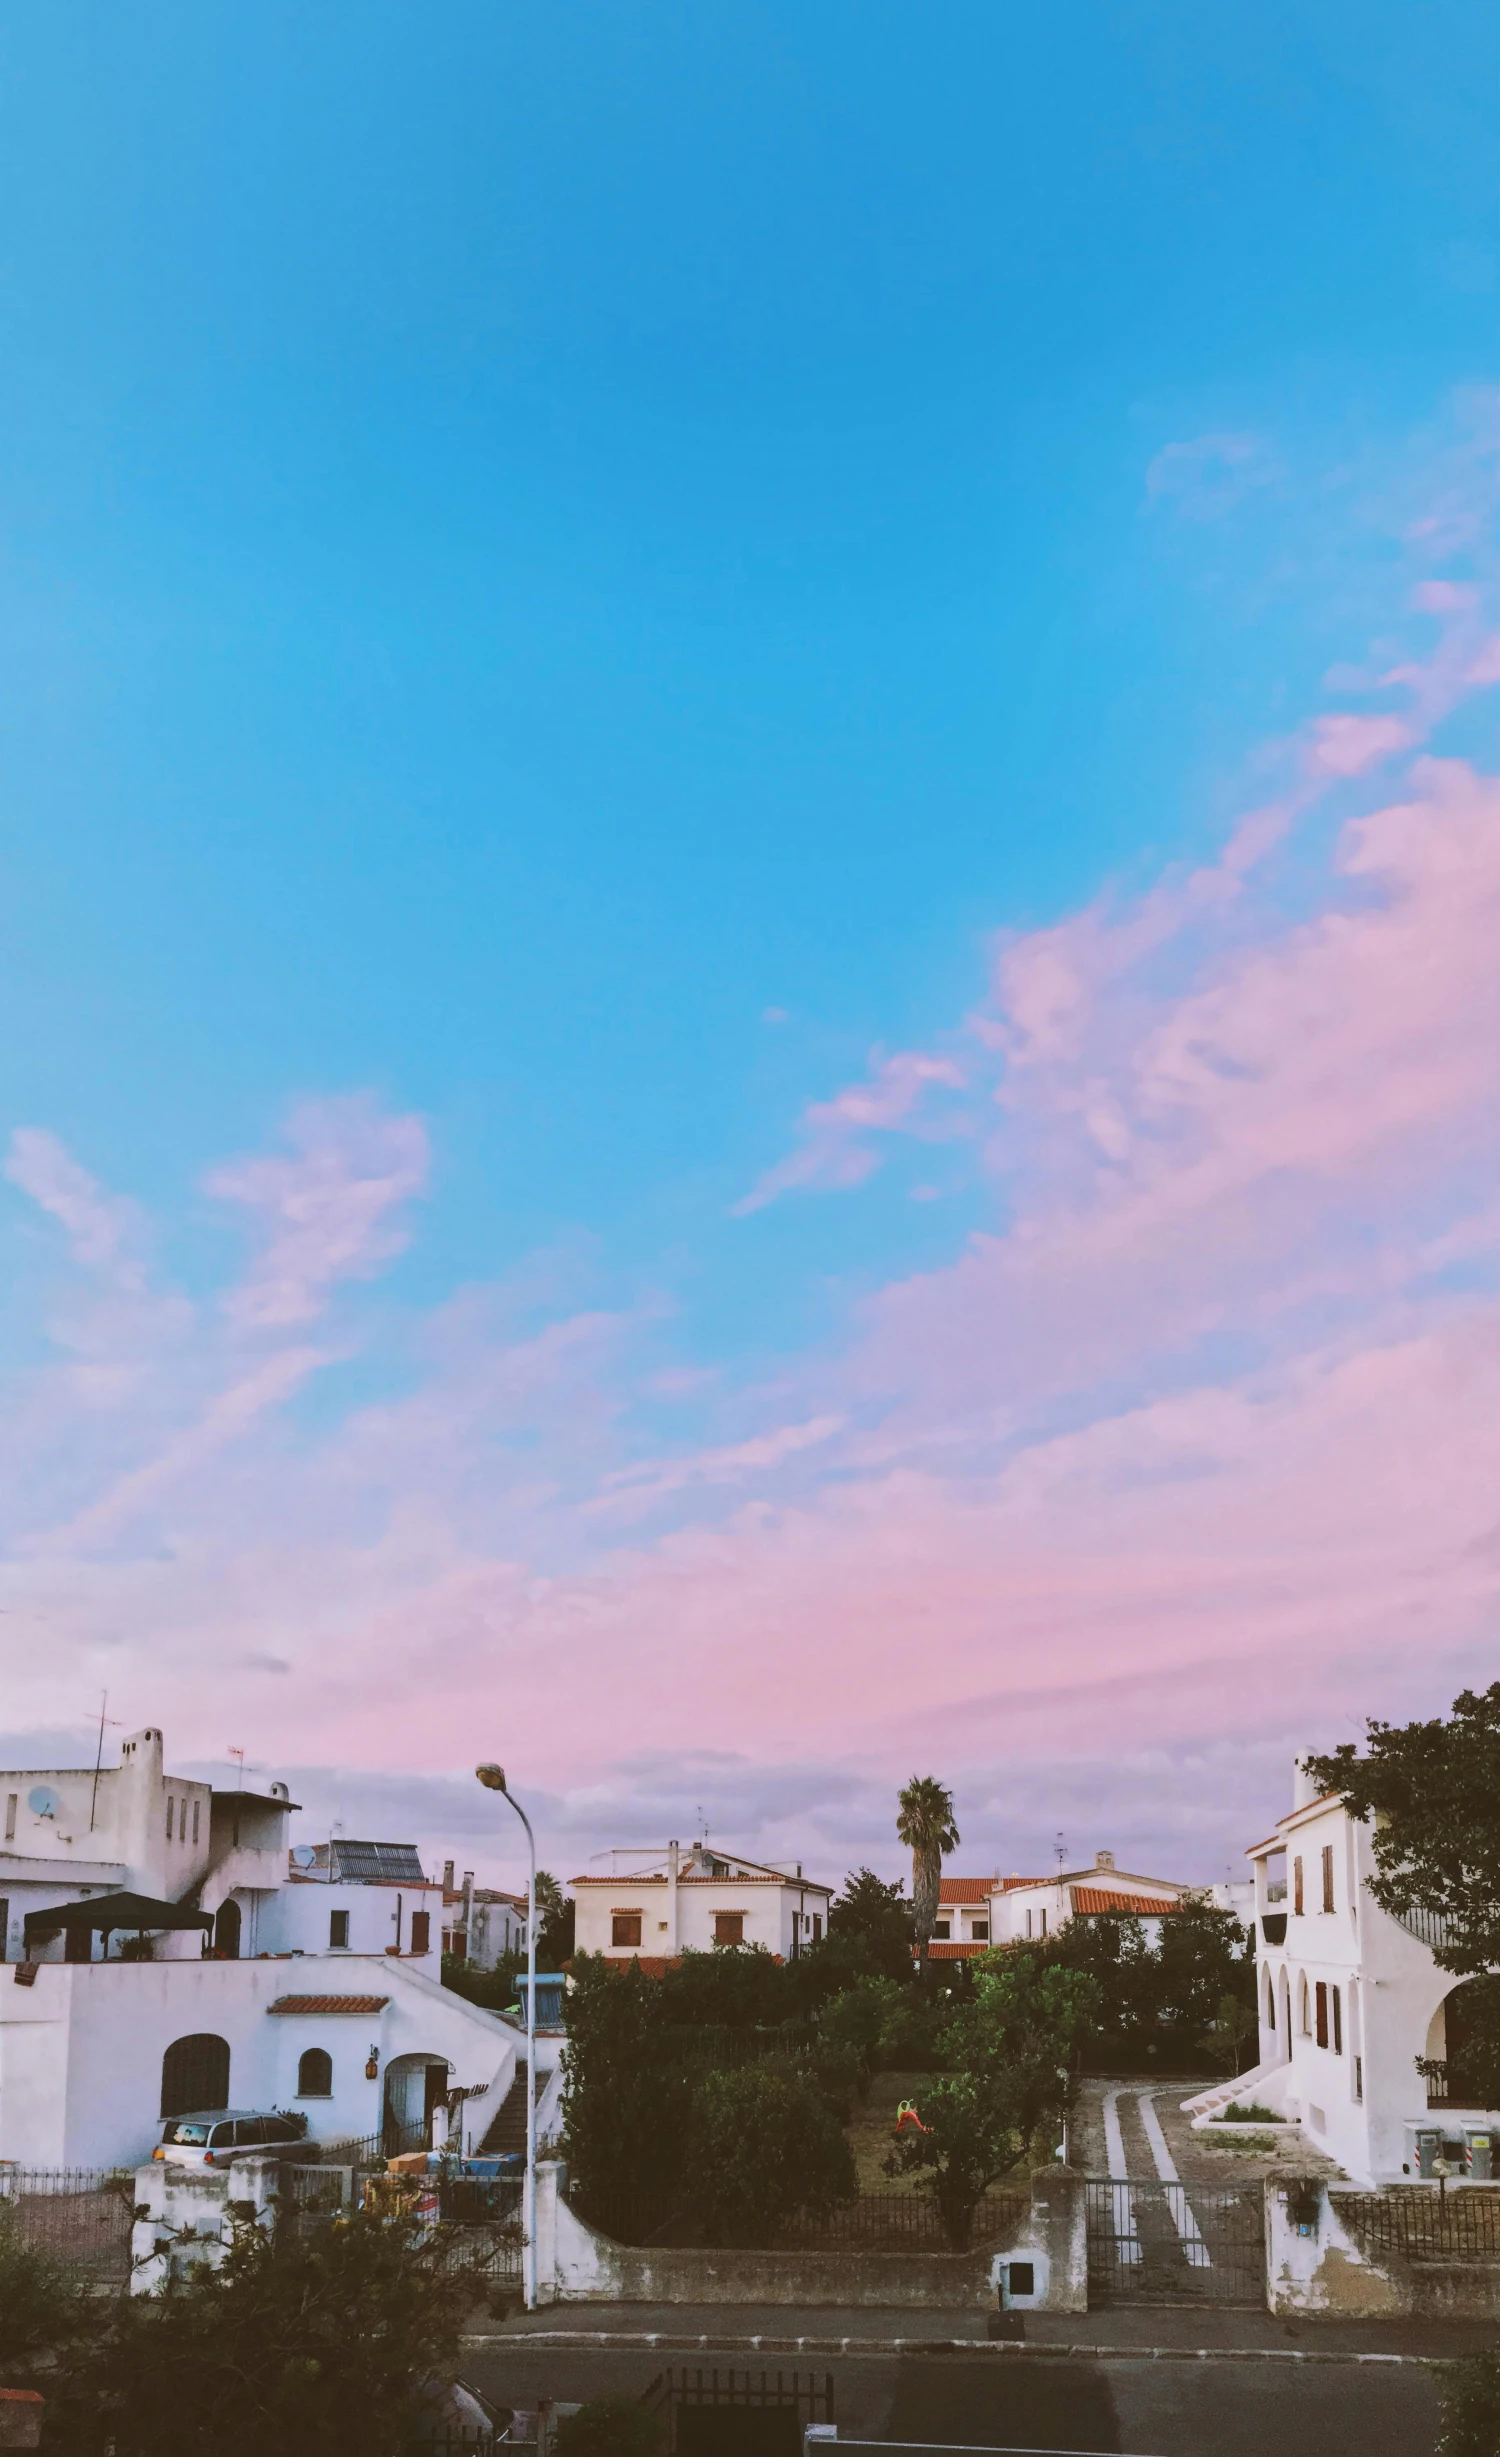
[0,1956,518,2170]
[1251,1785,1498,2188]
[573,1871,831,1963]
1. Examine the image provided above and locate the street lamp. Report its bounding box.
[476,1763,538,2310]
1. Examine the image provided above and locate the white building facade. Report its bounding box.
[926,1852,1194,1964]
[573,1843,832,1969]
[1186,1761,1500,2187]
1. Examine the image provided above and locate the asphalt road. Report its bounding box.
[458,2342,1441,2455]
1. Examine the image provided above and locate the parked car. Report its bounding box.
[154,2109,309,2169]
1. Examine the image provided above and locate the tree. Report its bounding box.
[0,2225,96,2393]
[897,1778,959,1982]
[885,1950,1099,2249]
[560,1956,692,2217]
[1306,1686,1500,2100]
[533,1870,576,1967]
[826,1868,917,1985]
[59,2211,482,2457]
[1435,2351,1500,2457]
[682,2063,857,2248]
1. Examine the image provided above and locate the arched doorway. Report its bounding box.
[1277,1967,1291,2061]
[1426,1979,1500,2109]
[214,1899,242,1959]
[382,2053,451,2153]
[161,2032,231,2117]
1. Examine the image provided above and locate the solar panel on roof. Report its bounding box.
[330,1840,426,1884]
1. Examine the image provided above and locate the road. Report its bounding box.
[459,2337,1443,2454]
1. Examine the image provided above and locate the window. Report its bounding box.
[165,1798,174,1841]
[298,2047,333,2097]
[1300,1974,1311,2034]
[329,1910,350,1950]
[1265,1971,1276,2029]
[714,1911,745,1946]
[1354,2054,1364,2102]
[933,1920,951,1940]
[1321,1845,1335,1913]
[611,1911,642,1948]
[4,1794,15,1842]
[812,1915,822,1944]
[160,2032,231,2119]
[1315,1981,1329,2048]
[0,1898,6,1963]
[972,1920,990,1942]
[1332,1985,1343,2054]
[409,1912,430,1957]
[236,2117,268,2146]
[214,1900,242,1959]
[1024,1910,1033,1938]
[1039,1909,1047,1939]
[192,1800,200,1847]
[1293,1857,1304,1916]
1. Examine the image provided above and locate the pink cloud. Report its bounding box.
[207,1095,429,1328]
[5,1129,143,1280]
[1303,712,1417,777]
[735,1050,968,1212]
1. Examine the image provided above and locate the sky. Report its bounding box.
[1,2,1498,1899]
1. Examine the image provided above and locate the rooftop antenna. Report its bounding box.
[88,1692,122,1832]
[1055,1830,1067,1876]
[229,1746,246,1791]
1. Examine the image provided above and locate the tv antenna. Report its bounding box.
[89,1692,122,1831]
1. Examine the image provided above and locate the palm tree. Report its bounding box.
[897,1776,960,1982]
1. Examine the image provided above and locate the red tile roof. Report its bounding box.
[1070,1888,1183,1917]
[938,1877,993,1905]
[914,1939,987,1960]
[266,1994,390,2016]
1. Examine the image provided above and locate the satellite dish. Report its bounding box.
[291,1845,318,1869]
[27,1785,60,1818]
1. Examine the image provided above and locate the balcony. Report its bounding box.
[1261,1913,1287,1947]
[1392,1905,1455,1951]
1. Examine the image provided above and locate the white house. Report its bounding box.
[0,1726,514,2168]
[572,1842,832,1970]
[925,1853,1192,1963]
[439,1864,529,1969]
[0,1953,518,2170]
[1184,1760,1500,2188]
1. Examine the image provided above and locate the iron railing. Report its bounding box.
[1391,1906,1457,1951]
[569,2181,1026,2254]
[0,2166,135,2285]
[1334,2191,1500,2261]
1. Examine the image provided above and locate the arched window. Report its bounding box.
[160,2033,230,2118]
[297,2047,333,2097]
[1264,1970,1276,2030]
[214,1900,242,1959]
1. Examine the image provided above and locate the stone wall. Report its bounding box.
[531,2164,1087,2312]
[1266,2177,1500,2318]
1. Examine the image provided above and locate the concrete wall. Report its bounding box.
[129,2152,282,2294]
[1266,2178,1500,2319]
[532,2166,1086,2312]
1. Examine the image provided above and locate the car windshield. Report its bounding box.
[162,2122,212,2145]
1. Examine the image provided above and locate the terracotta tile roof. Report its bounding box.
[913,1939,987,1960]
[1070,1888,1183,1917]
[939,1877,993,1905]
[266,1994,390,2016]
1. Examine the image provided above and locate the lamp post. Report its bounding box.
[476,1763,538,2310]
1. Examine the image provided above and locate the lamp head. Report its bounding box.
[475,1763,507,1793]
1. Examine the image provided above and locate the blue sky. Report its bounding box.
[1,5,1498,1892]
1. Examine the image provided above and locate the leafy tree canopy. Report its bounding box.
[1305,1686,1500,1979]
[682,2063,856,2248]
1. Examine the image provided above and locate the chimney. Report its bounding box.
[443,1859,455,1894]
[1095,1849,1114,1869]
[1292,1756,1319,1810]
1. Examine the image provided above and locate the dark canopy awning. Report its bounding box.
[23,1891,215,1944]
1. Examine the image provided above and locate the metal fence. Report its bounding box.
[1335,2190,1500,2261]
[280,2161,524,2286]
[569,2181,1025,2254]
[0,2165,135,2286]
[1085,2177,1264,2306]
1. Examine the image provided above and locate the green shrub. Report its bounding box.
[553,2397,665,2456]
[1218,2100,1278,2124]
[683,2063,857,2247]
[1436,2352,1500,2457]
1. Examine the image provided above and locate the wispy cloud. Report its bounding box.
[208,1095,429,1329]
